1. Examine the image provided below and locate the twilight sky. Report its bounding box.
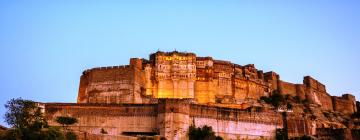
[0,0,359,126]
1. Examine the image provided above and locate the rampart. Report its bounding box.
[45,103,158,136]
[78,58,149,104]
[49,51,359,140]
[45,99,284,140]
[77,51,355,113]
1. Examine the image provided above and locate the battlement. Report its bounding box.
[82,65,131,75]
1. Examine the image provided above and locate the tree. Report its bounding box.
[55,116,78,131]
[188,125,223,140]
[2,98,66,140]
[4,98,47,130]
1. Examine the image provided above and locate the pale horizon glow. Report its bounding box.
[0,0,360,126]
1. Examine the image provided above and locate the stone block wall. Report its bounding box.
[45,99,287,140]
[192,118,278,139]
[77,66,137,104]
[77,58,150,104]
[212,60,234,99]
[303,76,333,111]
[286,115,314,138]
[45,103,157,136]
[189,104,282,139]
[332,94,357,115]
[157,99,191,140]
[264,71,280,92]
[278,81,298,97]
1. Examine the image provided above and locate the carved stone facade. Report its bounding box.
[44,51,358,140]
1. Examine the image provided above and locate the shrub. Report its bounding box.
[100,128,108,134]
[276,128,286,140]
[260,91,285,108]
[55,116,78,131]
[188,125,223,140]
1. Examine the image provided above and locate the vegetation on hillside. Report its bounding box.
[0,98,78,140]
[260,90,293,109]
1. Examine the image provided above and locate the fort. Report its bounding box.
[43,51,360,140]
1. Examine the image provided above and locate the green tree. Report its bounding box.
[188,125,223,140]
[4,98,47,130]
[1,98,67,140]
[55,116,78,131]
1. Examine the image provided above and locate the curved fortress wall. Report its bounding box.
[77,60,146,104]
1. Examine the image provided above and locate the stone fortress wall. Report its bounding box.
[45,103,158,136]
[45,51,358,140]
[45,99,282,140]
[77,51,356,115]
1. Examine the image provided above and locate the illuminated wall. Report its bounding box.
[77,51,356,113]
[150,51,196,99]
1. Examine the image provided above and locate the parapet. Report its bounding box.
[196,56,213,61]
[264,71,280,81]
[213,59,232,65]
[82,65,132,75]
[303,76,326,92]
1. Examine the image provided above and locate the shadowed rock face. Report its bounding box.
[44,51,359,140]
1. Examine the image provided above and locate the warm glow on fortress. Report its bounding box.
[43,51,360,140]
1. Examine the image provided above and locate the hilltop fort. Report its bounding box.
[43,51,360,140]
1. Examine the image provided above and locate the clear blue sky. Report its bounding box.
[0,0,359,126]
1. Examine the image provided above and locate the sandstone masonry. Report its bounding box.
[44,51,359,140]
